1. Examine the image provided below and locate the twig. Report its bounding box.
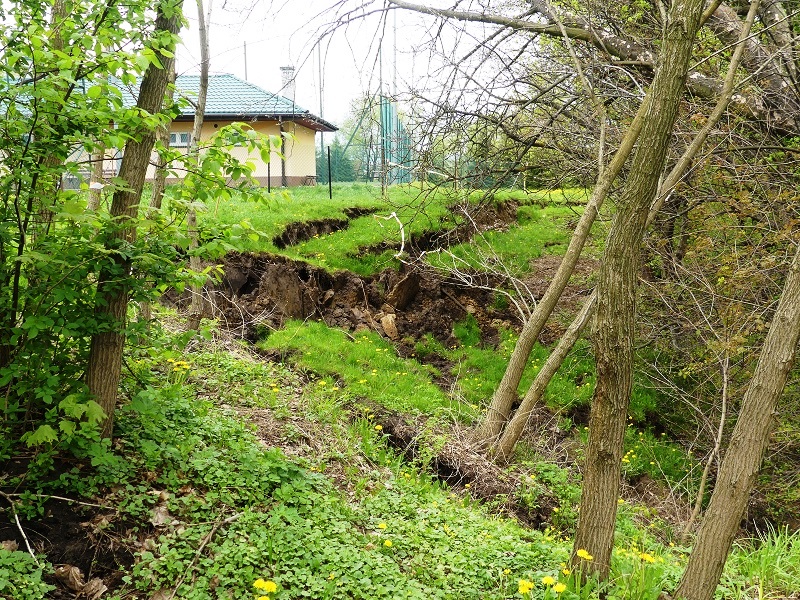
[0,491,40,566]
[167,511,243,600]
[1,492,107,509]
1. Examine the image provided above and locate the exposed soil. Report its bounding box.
[0,493,135,598]
[200,252,596,353]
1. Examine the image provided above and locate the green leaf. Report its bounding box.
[86,85,104,99]
[23,425,58,447]
[85,401,106,424]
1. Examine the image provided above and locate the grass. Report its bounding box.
[259,321,467,417]
[207,183,590,276]
[425,203,576,275]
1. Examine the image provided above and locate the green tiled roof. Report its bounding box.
[174,74,303,116]
[119,73,336,131]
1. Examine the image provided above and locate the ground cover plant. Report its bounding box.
[7,318,800,599]
[3,182,799,600]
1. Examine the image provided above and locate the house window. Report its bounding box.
[170,132,191,147]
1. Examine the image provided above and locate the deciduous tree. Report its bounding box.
[86,0,183,437]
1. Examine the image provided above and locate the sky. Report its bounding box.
[175,0,428,131]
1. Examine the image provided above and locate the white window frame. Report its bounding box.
[170,132,191,148]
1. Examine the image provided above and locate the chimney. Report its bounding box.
[280,66,296,102]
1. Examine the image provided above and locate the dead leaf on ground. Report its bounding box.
[55,565,85,592]
[150,505,172,527]
[83,577,108,599]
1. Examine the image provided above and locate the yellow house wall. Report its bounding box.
[147,119,319,185]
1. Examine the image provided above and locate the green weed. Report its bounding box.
[0,549,54,599]
[260,321,467,416]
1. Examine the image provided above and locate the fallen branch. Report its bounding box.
[167,511,243,600]
[0,491,107,509]
[0,491,40,566]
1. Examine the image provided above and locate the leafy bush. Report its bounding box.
[0,549,54,600]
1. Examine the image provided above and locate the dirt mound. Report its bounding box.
[204,249,598,352]
[174,198,601,349]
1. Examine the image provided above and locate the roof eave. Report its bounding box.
[173,113,338,132]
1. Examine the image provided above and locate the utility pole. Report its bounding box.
[318,42,324,160]
[379,44,386,198]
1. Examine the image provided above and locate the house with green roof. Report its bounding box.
[121,73,336,187]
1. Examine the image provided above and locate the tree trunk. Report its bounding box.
[674,244,800,599]
[186,0,210,331]
[149,60,177,213]
[571,0,705,580]
[87,141,106,212]
[139,62,176,326]
[86,5,181,438]
[470,98,646,450]
[493,293,596,462]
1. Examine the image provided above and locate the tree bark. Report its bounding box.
[86,4,181,438]
[571,0,705,580]
[139,62,176,326]
[87,141,106,212]
[149,60,177,213]
[674,243,800,600]
[186,0,210,331]
[493,293,596,462]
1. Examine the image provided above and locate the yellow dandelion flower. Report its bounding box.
[374,424,383,431]
[541,575,556,586]
[328,572,336,580]
[562,568,571,576]
[384,539,392,547]
[378,523,387,530]
[254,579,277,593]
[553,582,567,594]
[518,579,534,595]
[256,596,270,600]
[576,548,593,561]
[639,552,657,563]
[503,569,511,575]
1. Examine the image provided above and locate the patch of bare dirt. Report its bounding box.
[0,495,135,598]
[200,253,597,352]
